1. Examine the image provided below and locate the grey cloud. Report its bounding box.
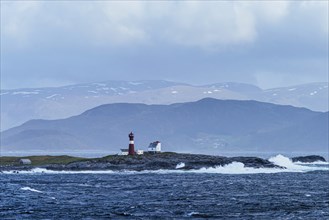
[1,1,328,89]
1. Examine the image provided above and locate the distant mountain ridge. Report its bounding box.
[1,80,328,130]
[1,98,327,155]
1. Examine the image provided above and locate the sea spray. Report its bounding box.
[2,168,328,219]
[21,187,43,193]
[176,162,185,169]
[2,155,328,175]
[269,154,329,172]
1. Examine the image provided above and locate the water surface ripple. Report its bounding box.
[1,172,328,219]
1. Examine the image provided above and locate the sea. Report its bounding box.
[1,155,328,219]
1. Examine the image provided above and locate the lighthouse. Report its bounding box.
[128,132,135,155]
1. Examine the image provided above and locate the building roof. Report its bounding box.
[19,159,31,164]
[148,141,161,148]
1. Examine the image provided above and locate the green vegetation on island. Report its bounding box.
[0,155,87,166]
[0,153,326,172]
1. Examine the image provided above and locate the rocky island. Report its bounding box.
[45,153,284,171]
[291,155,326,163]
[1,152,326,172]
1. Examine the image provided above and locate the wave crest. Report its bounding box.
[21,186,43,193]
[2,155,328,175]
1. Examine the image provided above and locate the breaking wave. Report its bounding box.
[21,186,43,193]
[269,154,329,172]
[294,161,329,165]
[176,162,185,169]
[2,155,328,175]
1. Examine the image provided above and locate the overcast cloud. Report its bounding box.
[1,1,328,89]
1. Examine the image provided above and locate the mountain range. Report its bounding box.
[1,80,328,131]
[1,98,327,155]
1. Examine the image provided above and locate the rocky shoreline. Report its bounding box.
[291,155,326,163]
[0,153,326,172]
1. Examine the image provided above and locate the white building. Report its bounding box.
[19,159,31,165]
[148,141,161,153]
[120,149,144,155]
[136,150,144,155]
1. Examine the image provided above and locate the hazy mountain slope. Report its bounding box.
[245,112,329,152]
[1,98,326,154]
[0,80,187,130]
[1,80,327,131]
[263,83,328,112]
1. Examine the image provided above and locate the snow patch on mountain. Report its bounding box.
[128,82,143,85]
[1,80,328,131]
[46,94,59,99]
[12,91,39,95]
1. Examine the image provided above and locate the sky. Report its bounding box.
[1,1,328,89]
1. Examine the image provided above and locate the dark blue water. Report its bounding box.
[1,171,329,219]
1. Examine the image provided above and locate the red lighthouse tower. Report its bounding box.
[128,132,135,155]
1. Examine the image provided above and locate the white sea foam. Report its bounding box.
[294,161,329,165]
[269,154,298,169]
[187,211,200,217]
[176,162,185,169]
[269,154,329,172]
[3,168,115,174]
[21,187,43,193]
[183,162,286,174]
[2,155,328,175]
